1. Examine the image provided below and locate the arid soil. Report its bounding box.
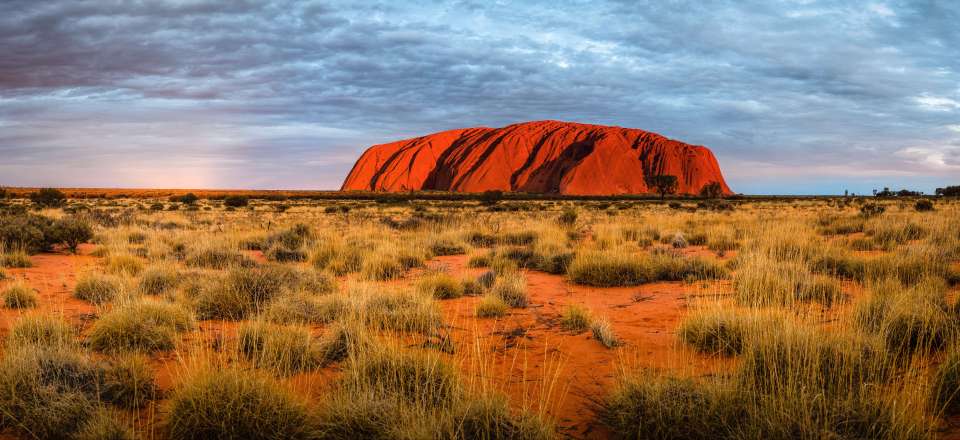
[0,245,731,439]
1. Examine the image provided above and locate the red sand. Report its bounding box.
[341,120,732,196]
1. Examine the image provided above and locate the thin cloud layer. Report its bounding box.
[1,0,958,194]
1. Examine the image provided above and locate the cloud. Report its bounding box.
[0,0,958,194]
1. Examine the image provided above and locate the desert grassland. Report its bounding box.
[0,195,959,439]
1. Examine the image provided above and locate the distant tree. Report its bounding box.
[0,187,7,199]
[647,175,678,200]
[30,188,66,208]
[937,186,960,197]
[479,190,504,205]
[698,182,724,199]
[915,199,935,212]
[177,193,199,205]
[224,195,249,208]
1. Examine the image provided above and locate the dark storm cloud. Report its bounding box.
[0,0,958,193]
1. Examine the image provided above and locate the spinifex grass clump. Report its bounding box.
[2,281,37,308]
[560,305,592,333]
[194,265,293,320]
[340,349,463,408]
[359,289,443,334]
[678,307,770,356]
[604,329,930,440]
[475,294,509,318]
[74,272,122,304]
[166,368,316,440]
[416,271,465,299]
[7,315,76,350]
[601,374,744,440]
[1,248,32,268]
[592,317,621,348]
[569,249,727,287]
[568,250,654,287]
[0,346,101,438]
[100,354,158,409]
[88,300,194,353]
[185,245,256,269]
[855,277,957,356]
[733,253,844,306]
[932,346,960,416]
[264,293,348,324]
[137,264,180,295]
[490,272,528,308]
[238,321,324,374]
[0,345,144,439]
[738,326,890,396]
[104,254,144,276]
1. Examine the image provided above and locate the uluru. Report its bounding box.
[341,120,732,196]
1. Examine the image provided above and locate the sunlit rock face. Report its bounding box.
[342,120,732,196]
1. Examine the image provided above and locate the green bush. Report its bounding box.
[52,216,93,253]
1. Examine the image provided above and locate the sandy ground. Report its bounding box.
[4,245,955,439]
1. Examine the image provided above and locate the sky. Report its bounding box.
[1,0,958,195]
